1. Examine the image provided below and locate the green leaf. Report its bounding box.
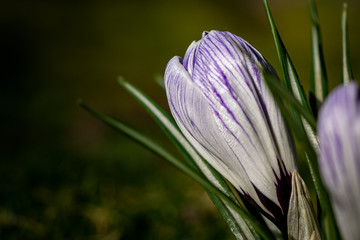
[262,0,311,113]
[309,0,328,115]
[206,192,261,240]
[261,2,320,185]
[342,3,353,84]
[261,0,330,229]
[117,78,267,240]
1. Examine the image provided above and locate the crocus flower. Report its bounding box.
[164,30,297,233]
[318,82,360,240]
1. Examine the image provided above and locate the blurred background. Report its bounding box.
[1,0,359,239]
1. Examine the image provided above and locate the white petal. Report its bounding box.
[191,31,296,206]
[165,56,268,212]
[318,82,360,240]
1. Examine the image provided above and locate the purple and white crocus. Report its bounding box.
[318,82,360,240]
[164,30,297,233]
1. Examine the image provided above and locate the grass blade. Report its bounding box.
[262,0,311,112]
[342,3,353,84]
[309,0,328,115]
[260,1,334,230]
[207,192,261,240]
[262,0,320,164]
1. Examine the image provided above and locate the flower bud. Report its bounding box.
[318,82,360,240]
[165,30,297,233]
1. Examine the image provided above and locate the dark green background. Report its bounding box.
[1,0,359,239]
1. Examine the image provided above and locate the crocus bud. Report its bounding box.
[287,171,320,240]
[318,82,360,240]
[164,30,297,234]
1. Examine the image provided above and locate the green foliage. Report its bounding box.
[309,0,329,114]
[341,3,354,84]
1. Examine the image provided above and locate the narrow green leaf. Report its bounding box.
[206,192,260,240]
[118,77,265,240]
[309,0,328,115]
[262,0,320,173]
[262,0,311,112]
[342,3,353,84]
[80,102,275,240]
[261,1,336,232]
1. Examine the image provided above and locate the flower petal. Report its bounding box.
[191,31,296,207]
[165,56,259,203]
[183,40,199,77]
[318,82,360,240]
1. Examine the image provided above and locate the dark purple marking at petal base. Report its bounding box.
[239,160,292,236]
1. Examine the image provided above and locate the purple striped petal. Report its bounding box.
[318,82,360,240]
[164,30,297,233]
